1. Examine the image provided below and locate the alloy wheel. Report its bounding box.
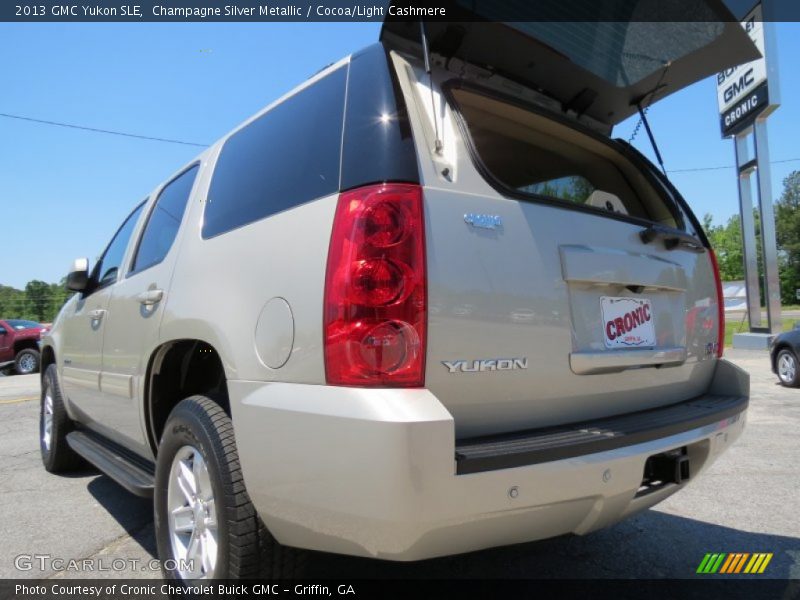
[167,445,218,579]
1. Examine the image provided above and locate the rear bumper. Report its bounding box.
[230,359,748,561]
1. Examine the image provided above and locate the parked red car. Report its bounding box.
[0,319,47,375]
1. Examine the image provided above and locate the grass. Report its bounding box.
[723,316,797,347]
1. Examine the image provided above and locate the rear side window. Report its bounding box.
[203,66,347,238]
[340,44,419,190]
[449,86,680,228]
[131,164,198,274]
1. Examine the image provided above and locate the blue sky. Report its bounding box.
[1,22,799,290]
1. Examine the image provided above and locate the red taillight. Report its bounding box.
[324,183,426,386]
[708,249,725,358]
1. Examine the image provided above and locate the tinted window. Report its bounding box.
[131,165,198,273]
[520,176,595,205]
[451,86,680,227]
[505,21,722,87]
[6,319,41,330]
[95,204,145,289]
[203,66,347,238]
[340,44,419,190]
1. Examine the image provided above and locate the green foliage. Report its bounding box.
[523,175,594,204]
[0,279,70,323]
[775,171,800,305]
[703,212,746,281]
[703,170,800,306]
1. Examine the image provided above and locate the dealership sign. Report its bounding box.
[716,4,777,137]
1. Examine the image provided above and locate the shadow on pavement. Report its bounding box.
[84,478,799,579]
[305,510,799,579]
[86,474,156,558]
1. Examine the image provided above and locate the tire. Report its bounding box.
[40,364,85,472]
[155,395,306,580]
[15,348,40,375]
[776,348,800,387]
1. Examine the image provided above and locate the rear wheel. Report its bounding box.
[155,395,306,580]
[777,349,800,387]
[15,348,40,375]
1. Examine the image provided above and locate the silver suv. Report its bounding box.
[40,10,755,580]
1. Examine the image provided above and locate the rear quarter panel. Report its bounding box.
[158,141,337,385]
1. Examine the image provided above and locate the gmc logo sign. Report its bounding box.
[718,67,755,104]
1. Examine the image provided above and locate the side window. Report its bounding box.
[94,203,145,291]
[131,165,198,274]
[340,44,419,190]
[203,65,347,238]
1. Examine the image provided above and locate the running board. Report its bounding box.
[66,431,155,497]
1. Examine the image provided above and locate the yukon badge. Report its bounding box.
[464,213,502,230]
[442,358,528,373]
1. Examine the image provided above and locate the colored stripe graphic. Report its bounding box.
[720,553,749,573]
[697,553,727,573]
[759,553,773,573]
[744,553,774,574]
[697,554,713,573]
[720,554,736,574]
[734,553,750,573]
[700,552,774,574]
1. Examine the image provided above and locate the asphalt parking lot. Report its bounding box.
[1,349,798,580]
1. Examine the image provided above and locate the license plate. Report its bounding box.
[601,296,655,349]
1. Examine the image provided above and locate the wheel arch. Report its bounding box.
[40,344,56,380]
[144,339,230,456]
[772,343,795,372]
[14,338,40,354]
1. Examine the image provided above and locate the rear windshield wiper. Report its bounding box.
[640,224,705,253]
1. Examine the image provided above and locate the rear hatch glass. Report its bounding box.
[381,0,760,127]
[450,86,682,228]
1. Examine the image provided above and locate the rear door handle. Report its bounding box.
[137,289,164,306]
[88,309,106,321]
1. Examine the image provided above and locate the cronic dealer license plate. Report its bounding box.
[601,296,656,349]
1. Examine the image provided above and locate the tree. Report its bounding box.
[703,170,800,305]
[0,279,70,323]
[24,280,53,322]
[775,171,800,304]
[703,213,746,281]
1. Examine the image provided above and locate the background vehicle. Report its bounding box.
[40,4,754,581]
[0,318,46,375]
[771,328,800,386]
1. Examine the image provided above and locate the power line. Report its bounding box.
[0,112,208,148]
[2,109,798,173]
[668,158,800,174]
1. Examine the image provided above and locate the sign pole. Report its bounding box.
[716,2,781,347]
[734,130,763,331]
[754,116,782,333]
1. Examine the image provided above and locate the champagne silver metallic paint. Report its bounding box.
[41,32,751,562]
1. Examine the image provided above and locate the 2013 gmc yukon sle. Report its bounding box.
[40,7,755,580]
